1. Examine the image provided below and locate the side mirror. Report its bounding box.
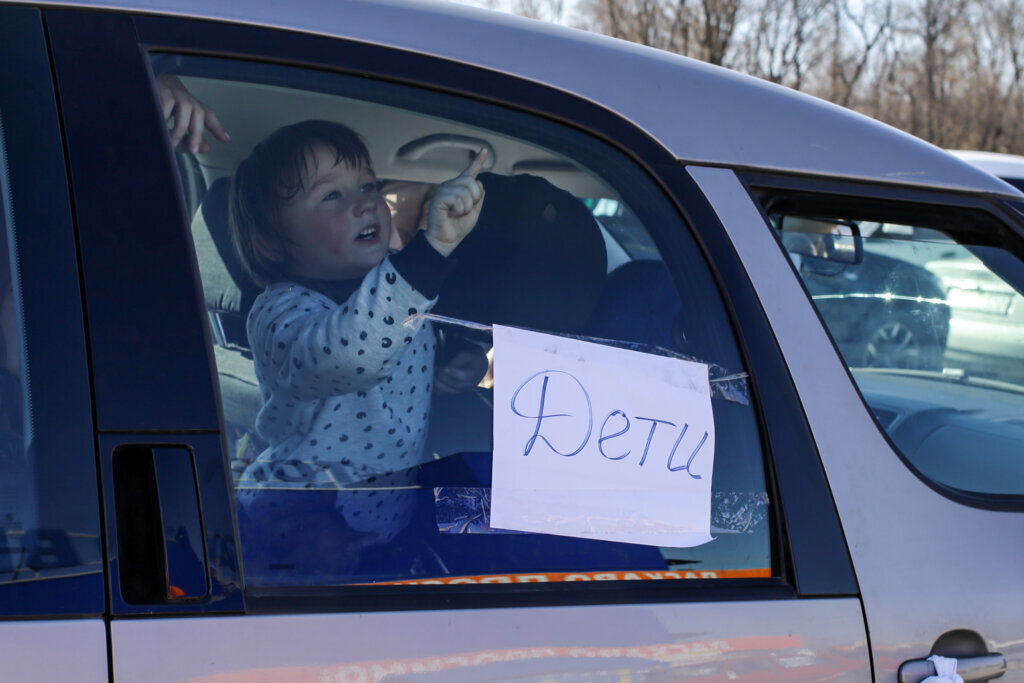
[778,216,862,267]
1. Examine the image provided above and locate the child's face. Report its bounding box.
[275,144,393,281]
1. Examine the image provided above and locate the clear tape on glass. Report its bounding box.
[405,313,751,405]
[434,486,523,535]
[435,487,768,536]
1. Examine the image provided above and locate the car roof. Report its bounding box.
[17,0,1022,198]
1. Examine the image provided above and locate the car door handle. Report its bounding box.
[898,652,1006,683]
[112,444,209,603]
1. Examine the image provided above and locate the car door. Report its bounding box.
[45,6,870,681]
[0,6,107,681]
[691,166,1024,681]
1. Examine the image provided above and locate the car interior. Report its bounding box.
[178,74,636,457]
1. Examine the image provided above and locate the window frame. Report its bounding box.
[48,6,857,614]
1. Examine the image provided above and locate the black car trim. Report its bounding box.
[46,9,222,434]
[745,171,1024,256]
[243,578,798,616]
[45,9,244,616]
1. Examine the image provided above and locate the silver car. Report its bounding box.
[0,1,1021,681]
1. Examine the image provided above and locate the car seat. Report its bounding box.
[588,259,767,498]
[191,177,261,349]
[423,172,608,458]
[190,177,265,459]
[588,259,688,351]
[434,172,607,337]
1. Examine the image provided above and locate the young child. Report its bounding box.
[230,120,486,487]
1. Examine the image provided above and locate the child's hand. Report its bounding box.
[423,150,487,257]
[434,349,489,395]
[157,75,230,155]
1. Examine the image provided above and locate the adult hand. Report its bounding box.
[156,75,230,155]
[433,348,489,395]
[423,149,486,257]
[382,180,435,249]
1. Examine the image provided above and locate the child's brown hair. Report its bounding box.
[230,120,372,286]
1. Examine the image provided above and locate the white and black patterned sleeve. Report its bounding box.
[249,234,452,401]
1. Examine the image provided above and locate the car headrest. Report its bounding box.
[191,177,261,321]
[588,259,683,351]
[434,172,607,336]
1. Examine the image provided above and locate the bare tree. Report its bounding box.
[960,0,1024,151]
[735,0,830,89]
[514,0,566,22]
[700,0,742,65]
[577,0,741,63]
[821,0,894,108]
[546,0,1024,153]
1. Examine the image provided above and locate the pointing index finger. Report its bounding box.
[462,148,488,179]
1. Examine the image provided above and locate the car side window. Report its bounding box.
[0,121,32,566]
[155,55,772,590]
[0,7,103,606]
[765,193,1024,498]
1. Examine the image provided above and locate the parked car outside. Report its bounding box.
[937,151,1024,382]
[1,1,1022,682]
[774,216,952,371]
[951,150,1024,193]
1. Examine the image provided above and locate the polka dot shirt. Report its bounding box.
[241,257,438,487]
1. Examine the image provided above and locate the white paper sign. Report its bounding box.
[490,325,716,547]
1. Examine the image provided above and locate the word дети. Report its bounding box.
[509,369,709,480]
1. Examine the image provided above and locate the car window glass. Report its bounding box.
[767,200,1024,497]
[0,114,32,565]
[154,54,772,589]
[0,8,105,616]
[0,115,101,587]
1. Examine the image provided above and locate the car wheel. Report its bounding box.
[856,312,943,370]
